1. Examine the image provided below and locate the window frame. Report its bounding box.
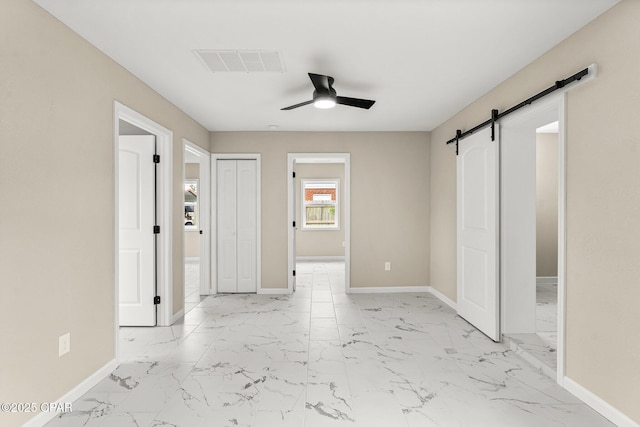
[300,178,340,231]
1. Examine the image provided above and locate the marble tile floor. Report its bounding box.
[505,282,558,374]
[184,258,204,316]
[46,264,611,427]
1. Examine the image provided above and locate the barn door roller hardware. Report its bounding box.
[447,66,592,154]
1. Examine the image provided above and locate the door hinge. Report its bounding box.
[293,221,296,227]
[293,270,296,277]
[153,225,160,234]
[154,296,161,305]
[153,154,160,163]
[292,171,296,178]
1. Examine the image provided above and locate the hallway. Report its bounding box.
[46,263,611,426]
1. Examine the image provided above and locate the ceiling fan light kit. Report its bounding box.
[313,96,336,109]
[282,73,375,111]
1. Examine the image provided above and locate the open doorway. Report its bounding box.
[500,95,564,380]
[114,102,174,361]
[294,162,346,298]
[183,141,211,314]
[533,121,560,365]
[287,153,350,294]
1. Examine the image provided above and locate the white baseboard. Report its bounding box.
[171,308,185,324]
[536,276,558,285]
[258,287,291,295]
[23,359,118,427]
[347,285,430,294]
[426,286,458,311]
[296,256,345,262]
[563,377,639,427]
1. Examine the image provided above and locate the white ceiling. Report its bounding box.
[34,0,619,132]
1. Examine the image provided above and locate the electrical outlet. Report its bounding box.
[385,262,391,271]
[59,333,70,357]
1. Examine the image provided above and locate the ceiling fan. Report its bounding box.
[281,73,376,111]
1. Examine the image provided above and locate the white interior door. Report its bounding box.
[119,135,156,326]
[216,159,257,293]
[457,126,500,341]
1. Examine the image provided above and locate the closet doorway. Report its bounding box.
[212,154,261,293]
[183,140,211,315]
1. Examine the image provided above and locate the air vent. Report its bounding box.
[195,50,285,73]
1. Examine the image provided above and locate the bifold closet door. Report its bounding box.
[236,160,257,292]
[217,159,257,293]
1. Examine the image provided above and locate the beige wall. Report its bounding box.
[0,1,209,425]
[186,163,200,179]
[536,133,559,277]
[211,132,430,289]
[185,163,200,257]
[296,163,345,257]
[430,0,640,422]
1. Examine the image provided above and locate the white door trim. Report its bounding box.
[557,94,567,384]
[114,101,173,341]
[287,153,351,293]
[184,140,211,296]
[211,153,261,294]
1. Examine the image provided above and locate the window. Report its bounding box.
[301,179,339,230]
[184,179,198,230]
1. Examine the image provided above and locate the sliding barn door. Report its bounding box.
[456,126,500,341]
[217,159,257,293]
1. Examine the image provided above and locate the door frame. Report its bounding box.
[183,140,211,296]
[499,93,567,384]
[287,153,351,293]
[211,153,261,294]
[114,101,173,347]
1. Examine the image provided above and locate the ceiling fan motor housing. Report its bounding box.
[313,88,337,102]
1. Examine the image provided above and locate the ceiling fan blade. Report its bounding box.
[308,73,334,92]
[281,100,314,110]
[336,96,376,109]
